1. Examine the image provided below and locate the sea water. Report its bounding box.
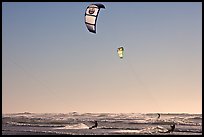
[2,112,202,135]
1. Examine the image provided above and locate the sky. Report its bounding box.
[2,2,202,114]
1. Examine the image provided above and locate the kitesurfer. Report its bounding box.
[157,113,160,119]
[165,124,175,133]
[89,120,98,129]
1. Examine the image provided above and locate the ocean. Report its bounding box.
[2,112,202,135]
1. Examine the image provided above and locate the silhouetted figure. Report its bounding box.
[89,121,98,129]
[165,124,175,133]
[157,113,160,119]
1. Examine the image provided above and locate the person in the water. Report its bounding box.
[89,120,98,129]
[165,124,175,133]
[157,113,160,119]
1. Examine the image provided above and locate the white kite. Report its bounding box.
[84,3,105,33]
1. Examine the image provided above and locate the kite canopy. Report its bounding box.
[117,47,124,59]
[84,3,105,33]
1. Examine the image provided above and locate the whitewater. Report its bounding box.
[2,112,202,135]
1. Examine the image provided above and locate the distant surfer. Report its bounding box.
[89,120,98,129]
[165,124,175,133]
[157,113,160,119]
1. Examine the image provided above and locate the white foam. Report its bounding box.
[112,129,140,133]
[55,123,89,129]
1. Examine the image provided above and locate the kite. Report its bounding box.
[117,47,124,59]
[84,3,105,33]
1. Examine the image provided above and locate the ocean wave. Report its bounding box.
[177,129,202,133]
[6,121,65,127]
[184,116,202,120]
[100,126,141,130]
[2,129,71,135]
[54,123,89,129]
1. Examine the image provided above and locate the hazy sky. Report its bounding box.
[2,2,202,114]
